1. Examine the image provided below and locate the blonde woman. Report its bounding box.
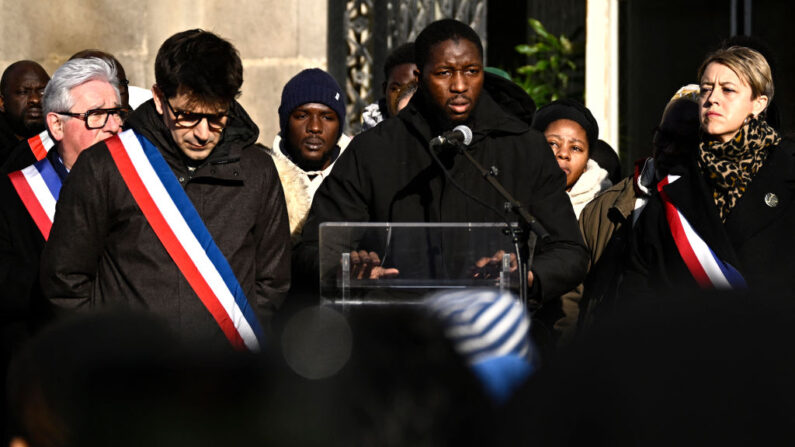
[624,46,795,296]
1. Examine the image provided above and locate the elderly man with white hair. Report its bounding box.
[0,57,123,360]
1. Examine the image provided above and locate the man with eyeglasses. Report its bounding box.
[40,30,290,351]
[0,57,122,424]
[0,60,50,165]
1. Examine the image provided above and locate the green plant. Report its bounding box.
[513,18,579,107]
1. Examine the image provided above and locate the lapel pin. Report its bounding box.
[764,192,779,208]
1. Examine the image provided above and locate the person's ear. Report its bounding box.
[752,94,769,117]
[46,112,64,142]
[151,85,164,115]
[0,94,5,113]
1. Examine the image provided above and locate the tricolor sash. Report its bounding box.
[105,130,265,351]
[657,175,746,289]
[28,130,55,161]
[8,158,62,240]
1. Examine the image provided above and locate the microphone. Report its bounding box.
[430,124,473,147]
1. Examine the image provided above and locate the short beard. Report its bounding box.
[417,86,474,134]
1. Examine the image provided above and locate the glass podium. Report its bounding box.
[319,222,535,306]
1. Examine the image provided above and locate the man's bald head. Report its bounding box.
[70,49,129,108]
[0,60,50,138]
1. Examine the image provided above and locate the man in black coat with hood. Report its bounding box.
[296,19,587,310]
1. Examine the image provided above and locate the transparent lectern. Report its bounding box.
[319,222,536,306]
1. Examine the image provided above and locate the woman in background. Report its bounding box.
[532,99,612,219]
[531,99,612,346]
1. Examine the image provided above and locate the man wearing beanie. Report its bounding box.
[40,30,290,350]
[268,68,351,243]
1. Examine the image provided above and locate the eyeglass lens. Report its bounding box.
[86,109,127,129]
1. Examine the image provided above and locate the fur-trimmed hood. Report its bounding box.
[266,133,351,243]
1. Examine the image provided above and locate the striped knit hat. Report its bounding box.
[425,289,535,403]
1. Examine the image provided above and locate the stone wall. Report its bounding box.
[0,0,328,145]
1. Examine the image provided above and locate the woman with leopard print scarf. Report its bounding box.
[621,45,795,300]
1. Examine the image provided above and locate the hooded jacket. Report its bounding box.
[40,100,291,345]
[297,85,588,303]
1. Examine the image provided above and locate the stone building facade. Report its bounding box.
[0,0,328,145]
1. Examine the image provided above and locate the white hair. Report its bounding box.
[43,57,119,116]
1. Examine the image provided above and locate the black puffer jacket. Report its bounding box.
[297,86,588,302]
[40,100,291,346]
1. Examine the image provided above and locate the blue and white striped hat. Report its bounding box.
[425,289,535,403]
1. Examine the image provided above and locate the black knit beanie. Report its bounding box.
[531,99,599,150]
[278,68,346,138]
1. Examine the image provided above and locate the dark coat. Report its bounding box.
[0,149,64,349]
[0,113,20,167]
[1,132,41,174]
[622,138,795,298]
[297,89,588,302]
[40,100,291,346]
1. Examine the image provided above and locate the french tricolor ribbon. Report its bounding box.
[106,130,265,351]
[657,175,746,289]
[8,158,62,240]
[28,130,55,161]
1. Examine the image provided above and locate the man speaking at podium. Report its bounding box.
[296,19,587,306]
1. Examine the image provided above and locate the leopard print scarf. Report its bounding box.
[698,115,781,222]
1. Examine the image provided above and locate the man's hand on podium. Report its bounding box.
[349,250,400,279]
[471,250,534,287]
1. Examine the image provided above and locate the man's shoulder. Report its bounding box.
[345,116,416,157]
[241,142,277,168]
[239,143,282,188]
[1,137,39,174]
[65,136,122,180]
[357,114,412,140]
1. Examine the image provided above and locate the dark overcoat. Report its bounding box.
[622,138,795,298]
[40,100,291,346]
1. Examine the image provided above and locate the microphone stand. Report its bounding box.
[451,141,551,306]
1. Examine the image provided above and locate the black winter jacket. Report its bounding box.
[297,89,588,302]
[40,100,291,346]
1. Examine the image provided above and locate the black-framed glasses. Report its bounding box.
[56,107,129,129]
[164,99,229,130]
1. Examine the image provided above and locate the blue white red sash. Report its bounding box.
[657,175,746,289]
[28,130,55,161]
[8,158,62,240]
[105,130,265,351]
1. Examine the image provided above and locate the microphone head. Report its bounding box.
[453,124,473,146]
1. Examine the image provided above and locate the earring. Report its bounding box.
[743,114,753,125]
